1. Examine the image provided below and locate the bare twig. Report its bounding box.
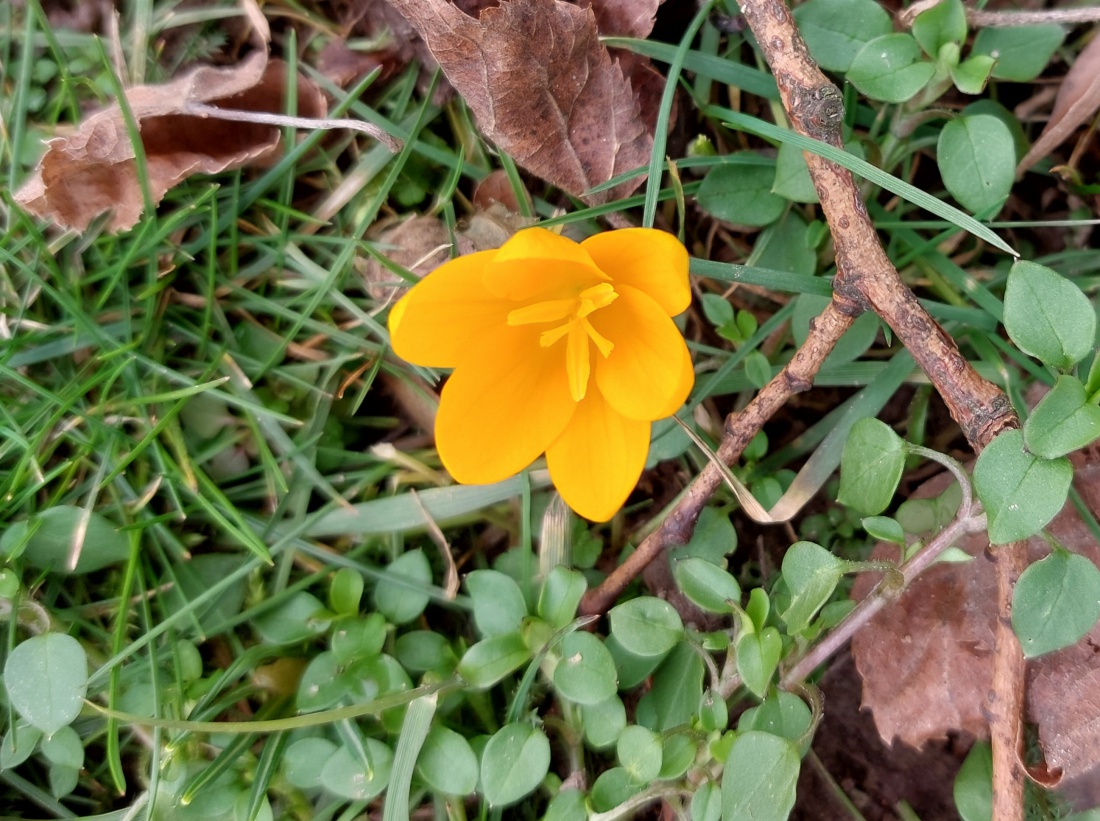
[988,540,1029,821]
[968,6,1100,27]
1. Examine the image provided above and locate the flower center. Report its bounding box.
[506,283,618,401]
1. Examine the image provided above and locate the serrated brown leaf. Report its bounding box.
[385,0,653,203]
[580,0,662,38]
[15,53,325,233]
[851,451,1100,808]
[1017,34,1100,175]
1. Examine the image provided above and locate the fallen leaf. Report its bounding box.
[579,0,662,38]
[15,53,326,233]
[1017,34,1100,175]
[385,0,653,203]
[851,449,1100,808]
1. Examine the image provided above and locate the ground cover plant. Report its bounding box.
[3,0,1100,819]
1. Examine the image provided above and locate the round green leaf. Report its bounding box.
[416,726,478,796]
[319,741,393,801]
[394,630,457,673]
[972,25,1065,82]
[590,767,636,812]
[937,115,1014,214]
[297,652,348,712]
[954,741,993,821]
[950,54,996,95]
[328,567,364,616]
[838,417,907,515]
[862,516,906,545]
[635,642,705,731]
[660,733,697,780]
[792,0,893,72]
[580,695,627,750]
[457,633,531,688]
[848,34,936,103]
[974,429,1073,544]
[668,505,737,565]
[722,731,800,821]
[1,724,43,770]
[691,782,723,821]
[697,160,785,227]
[737,627,782,699]
[673,557,742,614]
[608,596,684,658]
[283,738,337,789]
[331,612,387,666]
[553,631,617,705]
[616,725,662,784]
[537,566,587,629]
[480,723,551,807]
[1004,260,1096,371]
[544,789,587,821]
[738,691,814,755]
[1012,551,1100,658]
[779,542,845,635]
[0,506,129,574]
[40,725,83,769]
[1024,376,1100,459]
[254,591,330,645]
[912,0,966,57]
[374,549,432,624]
[466,569,528,637]
[4,633,88,735]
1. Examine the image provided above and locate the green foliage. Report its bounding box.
[838,417,906,515]
[3,634,88,736]
[954,741,994,821]
[1003,261,1096,371]
[1012,549,1100,658]
[937,115,1015,213]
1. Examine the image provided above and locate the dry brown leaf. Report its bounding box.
[15,53,326,233]
[579,0,662,38]
[1017,33,1100,175]
[385,0,653,203]
[851,451,1100,808]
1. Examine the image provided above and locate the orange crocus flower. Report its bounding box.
[388,227,694,521]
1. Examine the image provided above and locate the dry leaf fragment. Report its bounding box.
[15,53,326,233]
[1017,33,1100,175]
[386,0,654,203]
[851,451,1100,808]
[579,0,663,38]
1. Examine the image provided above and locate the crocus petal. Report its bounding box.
[546,393,650,522]
[435,324,576,485]
[591,285,694,421]
[388,250,510,368]
[483,228,608,302]
[581,228,691,316]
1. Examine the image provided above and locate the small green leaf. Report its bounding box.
[1024,376,1100,458]
[0,724,43,770]
[581,694,627,749]
[0,506,129,574]
[374,549,432,624]
[331,613,387,666]
[937,115,1014,214]
[738,690,813,753]
[701,293,735,328]
[4,633,88,735]
[698,688,730,733]
[40,726,83,769]
[416,726,478,796]
[283,738,337,789]
[838,417,907,515]
[691,782,723,821]
[319,742,393,801]
[779,542,845,635]
[254,591,330,645]
[537,566,587,629]
[328,568,364,617]
[617,725,663,783]
[394,630,457,673]
[912,0,967,57]
[608,596,684,657]
[1004,260,1096,371]
[606,633,666,690]
[862,516,906,545]
[737,626,782,698]
[697,160,786,227]
[466,569,528,637]
[954,741,993,821]
[972,25,1065,82]
[480,723,551,807]
[950,54,996,95]
[1012,551,1100,658]
[590,767,637,812]
[457,633,531,688]
[544,789,588,821]
[635,641,705,731]
[848,34,936,103]
[773,141,818,204]
[974,430,1073,544]
[660,733,697,780]
[553,631,618,705]
[745,350,773,389]
[793,0,893,72]
[722,732,800,821]
[673,557,742,614]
